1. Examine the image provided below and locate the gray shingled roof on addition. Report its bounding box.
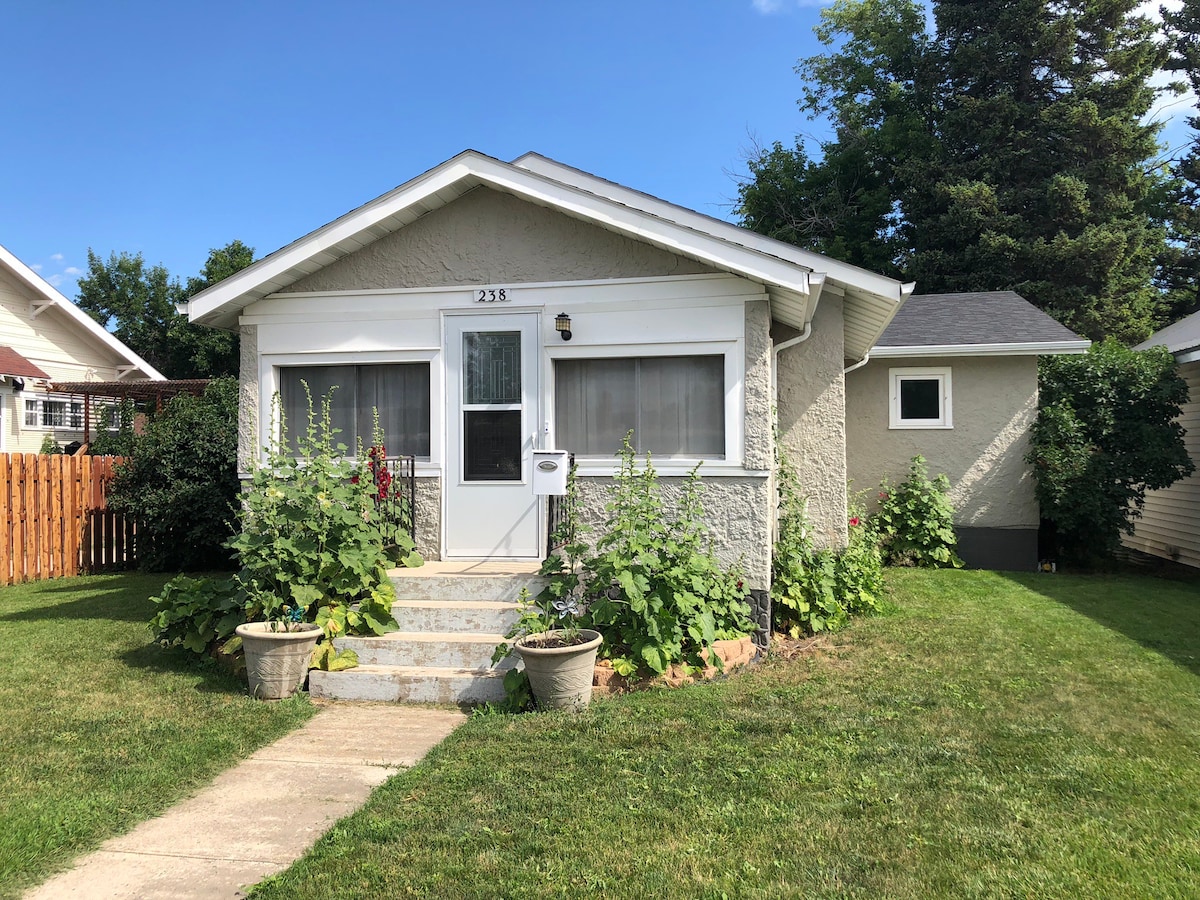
[1134,308,1200,356]
[875,291,1087,350]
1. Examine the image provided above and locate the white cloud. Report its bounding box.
[49,252,64,262]
[30,263,42,272]
[46,274,64,287]
[752,0,784,12]
[63,266,83,276]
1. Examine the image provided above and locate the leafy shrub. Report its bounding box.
[874,456,963,568]
[88,398,139,457]
[1028,340,1194,561]
[106,379,240,571]
[772,447,883,636]
[38,434,62,455]
[149,574,243,655]
[581,440,753,675]
[149,387,421,670]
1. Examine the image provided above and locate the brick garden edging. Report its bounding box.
[592,636,757,696]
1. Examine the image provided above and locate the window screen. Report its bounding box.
[555,355,724,457]
[279,363,431,457]
[899,378,941,421]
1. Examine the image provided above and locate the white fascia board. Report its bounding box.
[870,339,1091,358]
[1175,347,1200,364]
[512,152,912,303]
[0,243,166,380]
[187,151,816,327]
[187,156,482,323]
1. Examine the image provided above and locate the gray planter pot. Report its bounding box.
[514,628,603,711]
[235,622,321,700]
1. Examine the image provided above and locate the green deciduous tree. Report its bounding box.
[75,241,253,379]
[1028,341,1194,560]
[738,0,1172,343]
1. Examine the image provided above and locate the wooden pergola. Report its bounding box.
[46,380,210,442]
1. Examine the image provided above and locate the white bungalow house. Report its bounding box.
[0,243,164,453]
[181,151,1089,582]
[181,150,1088,702]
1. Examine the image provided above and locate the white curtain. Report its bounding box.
[556,356,724,457]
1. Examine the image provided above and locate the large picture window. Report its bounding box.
[555,355,725,457]
[279,363,431,457]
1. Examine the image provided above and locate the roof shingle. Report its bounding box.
[876,291,1085,348]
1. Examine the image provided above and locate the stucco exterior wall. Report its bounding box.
[237,323,259,474]
[845,354,1039,528]
[1123,359,1200,567]
[413,477,441,561]
[743,299,773,471]
[574,475,772,590]
[285,187,717,294]
[775,296,848,549]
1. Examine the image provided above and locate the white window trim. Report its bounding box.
[261,350,442,476]
[889,366,953,429]
[544,339,745,472]
[22,394,85,432]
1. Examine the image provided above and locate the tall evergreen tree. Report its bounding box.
[738,0,1171,343]
[1159,0,1200,322]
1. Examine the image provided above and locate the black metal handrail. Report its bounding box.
[546,452,577,557]
[373,455,416,545]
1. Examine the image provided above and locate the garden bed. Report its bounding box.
[592,635,757,694]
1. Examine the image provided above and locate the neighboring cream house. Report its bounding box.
[183,151,1086,583]
[0,243,164,453]
[1123,311,1200,567]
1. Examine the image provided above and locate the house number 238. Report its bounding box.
[475,288,510,303]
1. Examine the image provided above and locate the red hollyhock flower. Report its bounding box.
[849,517,860,527]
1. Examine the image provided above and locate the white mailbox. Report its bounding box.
[532,450,570,495]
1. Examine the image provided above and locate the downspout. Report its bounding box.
[843,353,870,375]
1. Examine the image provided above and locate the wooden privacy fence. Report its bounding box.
[1,454,136,585]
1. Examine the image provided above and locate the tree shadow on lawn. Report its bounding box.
[999,570,1200,677]
[0,574,173,624]
[120,643,247,695]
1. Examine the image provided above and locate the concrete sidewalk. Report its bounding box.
[26,703,466,900]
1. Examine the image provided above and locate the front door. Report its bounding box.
[444,313,540,558]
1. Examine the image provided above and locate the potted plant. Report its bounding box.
[496,590,602,712]
[236,605,321,700]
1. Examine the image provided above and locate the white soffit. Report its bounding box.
[186,151,840,331]
[0,242,166,380]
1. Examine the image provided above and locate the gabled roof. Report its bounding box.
[0,243,166,380]
[871,291,1089,357]
[184,150,913,359]
[1135,309,1200,361]
[0,346,50,379]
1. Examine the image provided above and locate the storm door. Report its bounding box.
[444,313,540,557]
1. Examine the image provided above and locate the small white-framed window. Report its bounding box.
[23,395,84,430]
[889,367,953,429]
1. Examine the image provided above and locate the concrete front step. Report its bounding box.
[309,664,508,704]
[389,571,548,604]
[391,599,522,634]
[335,631,514,670]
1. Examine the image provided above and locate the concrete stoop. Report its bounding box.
[308,569,545,705]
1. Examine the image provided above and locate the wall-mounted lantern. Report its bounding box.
[555,312,573,341]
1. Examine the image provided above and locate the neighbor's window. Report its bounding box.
[555,355,725,457]
[889,367,952,429]
[279,363,431,457]
[24,396,84,429]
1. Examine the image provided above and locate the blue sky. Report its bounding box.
[1,1,1192,298]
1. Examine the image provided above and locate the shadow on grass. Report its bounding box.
[1000,570,1200,677]
[0,574,171,624]
[120,643,248,695]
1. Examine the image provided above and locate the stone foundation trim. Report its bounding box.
[591,636,756,696]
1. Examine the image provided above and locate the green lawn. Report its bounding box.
[0,574,315,898]
[252,569,1200,899]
